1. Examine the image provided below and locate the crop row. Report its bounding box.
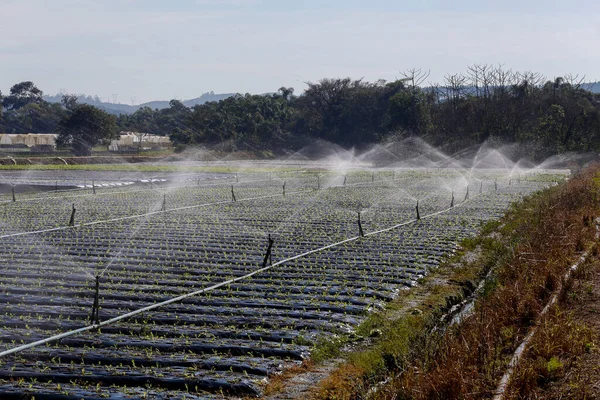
[0,170,561,397]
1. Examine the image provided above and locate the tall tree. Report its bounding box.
[56,104,117,156]
[3,81,44,110]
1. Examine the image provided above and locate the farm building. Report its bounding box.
[0,133,58,152]
[109,132,172,152]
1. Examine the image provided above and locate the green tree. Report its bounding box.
[57,104,117,156]
[3,81,44,110]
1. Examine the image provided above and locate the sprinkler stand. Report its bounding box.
[90,275,100,325]
[162,194,166,211]
[480,181,483,193]
[282,181,286,197]
[231,185,237,202]
[464,185,469,201]
[358,211,365,237]
[69,203,76,227]
[262,234,274,268]
[343,175,347,186]
[416,201,420,220]
[92,180,96,195]
[450,191,454,208]
[11,185,15,202]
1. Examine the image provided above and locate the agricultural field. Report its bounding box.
[0,166,565,398]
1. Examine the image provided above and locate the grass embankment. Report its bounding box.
[288,165,600,399]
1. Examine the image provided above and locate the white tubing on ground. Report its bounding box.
[492,219,600,400]
[0,183,485,358]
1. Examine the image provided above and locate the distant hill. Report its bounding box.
[581,82,600,93]
[43,92,236,115]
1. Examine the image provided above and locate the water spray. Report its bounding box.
[451,191,454,208]
[464,185,469,201]
[68,203,76,227]
[11,185,15,202]
[357,211,365,237]
[416,201,420,220]
[90,275,100,325]
[231,185,237,202]
[282,181,286,197]
[262,234,274,268]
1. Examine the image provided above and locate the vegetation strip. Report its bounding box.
[492,219,600,399]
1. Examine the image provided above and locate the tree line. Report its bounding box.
[1,65,599,160]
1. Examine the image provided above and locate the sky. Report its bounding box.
[1,0,599,104]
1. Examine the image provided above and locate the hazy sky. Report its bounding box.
[1,0,599,104]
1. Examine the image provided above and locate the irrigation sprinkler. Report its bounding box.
[495,179,498,191]
[55,181,58,191]
[161,194,166,211]
[11,185,15,202]
[261,234,274,268]
[282,181,286,197]
[451,191,454,208]
[68,204,76,227]
[317,175,321,190]
[343,175,347,186]
[92,180,96,195]
[236,175,239,183]
[231,185,237,202]
[464,185,469,201]
[371,172,375,182]
[90,275,100,325]
[509,178,512,186]
[416,201,420,220]
[480,181,483,194]
[197,178,200,186]
[357,211,365,237]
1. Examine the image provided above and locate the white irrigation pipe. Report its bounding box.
[0,185,484,358]
[492,219,600,400]
[0,189,313,240]
[0,174,400,239]
[0,176,292,205]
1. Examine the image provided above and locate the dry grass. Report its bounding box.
[311,166,600,400]
[384,167,600,399]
